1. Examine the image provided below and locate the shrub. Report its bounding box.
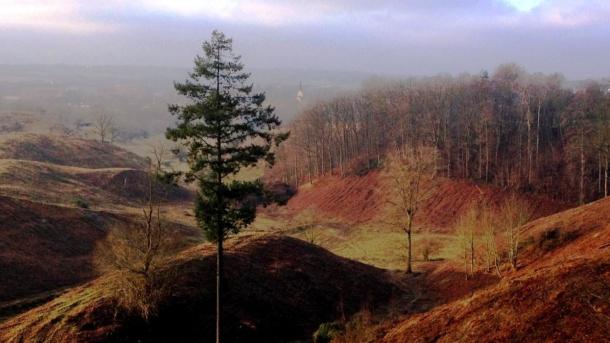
[72,197,90,209]
[535,228,579,252]
[313,322,342,343]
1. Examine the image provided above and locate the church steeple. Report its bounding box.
[296,81,304,104]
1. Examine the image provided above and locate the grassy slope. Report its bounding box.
[0,196,124,302]
[0,133,198,307]
[0,235,402,343]
[0,133,148,169]
[0,159,190,210]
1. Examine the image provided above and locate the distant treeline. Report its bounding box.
[270,64,610,204]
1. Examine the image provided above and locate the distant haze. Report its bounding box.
[0,1,609,79]
[0,65,367,132]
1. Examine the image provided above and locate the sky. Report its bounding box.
[0,0,609,79]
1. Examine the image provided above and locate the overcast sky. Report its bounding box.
[0,0,609,79]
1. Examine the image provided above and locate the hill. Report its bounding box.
[380,197,610,343]
[0,235,400,343]
[0,133,148,169]
[282,171,569,231]
[0,196,125,303]
[0,159,189,209]
[0,133,196,312]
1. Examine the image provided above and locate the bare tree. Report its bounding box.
[498,196,533,270]
[455,207,479,279]
[94,114,116,144]
[481,207,502,277]
[95,168,177,320]
[150,141,171,172]
[389,146,438,274]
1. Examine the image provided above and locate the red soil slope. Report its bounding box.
[284,171,569,230]
[382,197,610,343]
[0,235,401,343]
[285,172,384,224]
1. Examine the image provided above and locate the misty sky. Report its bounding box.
[1,0,609,79]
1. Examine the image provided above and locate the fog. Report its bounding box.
[1,1,610,135]
[1,1,610,79]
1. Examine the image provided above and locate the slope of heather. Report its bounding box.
[381,197,610,343]
[0,195,125,302]
[0,159,190,208]
[285,172,384,224]
[0,235,401,343]
[0,133,148,169]
[283,171,569,231]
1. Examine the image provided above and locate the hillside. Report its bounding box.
[0,133,148,169]
[282,171,569,231]
[0,133,196,312]
[0,235,401,343]
[380,197,610,343]
[0,159,189,209]
[0,196,125,303]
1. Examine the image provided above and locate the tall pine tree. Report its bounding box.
[166,30,288,343]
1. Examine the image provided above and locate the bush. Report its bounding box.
[535,228,578,252]
[313,322,342,343]
[72,197,90,209]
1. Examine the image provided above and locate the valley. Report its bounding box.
[1,116,608,341]
[1,19,609,342]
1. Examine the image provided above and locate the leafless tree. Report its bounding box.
[389,146,438,274]
[455,207,479,279]
[94,114,116,144]
[151,141,170,172]
[95,168,177,320]
[498,196,533,270]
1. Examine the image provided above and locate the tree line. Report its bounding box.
[271,64,610,204]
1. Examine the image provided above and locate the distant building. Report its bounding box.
[296,81,304,104]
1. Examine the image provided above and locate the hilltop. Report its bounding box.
[0,235,400,343]
[0,133,148,169]
[0,159,189,209]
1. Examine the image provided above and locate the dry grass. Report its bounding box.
[1,235,402,343]
[0,132,148,169]
[378,197,610,342]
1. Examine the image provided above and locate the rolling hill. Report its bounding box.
[282,170,569,231]
[0,133,196,316]
[0,133,148,169]
[0,235,401,343]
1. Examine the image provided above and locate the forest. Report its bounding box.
[271,64,610,204]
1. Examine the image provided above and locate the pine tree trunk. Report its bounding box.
[215,49,223,343]
[216,234,223,343]
[406,216,413,274]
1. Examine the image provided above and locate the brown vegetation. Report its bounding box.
[0,133,147,169]
[0,195,124,302]
[378,196,610,343]
[0,235,400,343]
